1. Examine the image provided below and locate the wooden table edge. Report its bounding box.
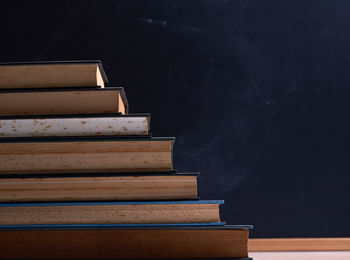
[249,238,350,251]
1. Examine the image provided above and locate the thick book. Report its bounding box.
[0,200,223,226]
[0,137,174,174]
[0,173,198,202]
[0,225,252,259]
[0,60,108,89]
[0,87,128,116]
[0,114,150,139]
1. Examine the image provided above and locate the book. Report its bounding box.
[0,87,128,116]
[0,200,223,226]
[0,60,108,89]
[0,173,198,202]
[0,137,174,174]
[0,225,252,259]
[0,114,150,139]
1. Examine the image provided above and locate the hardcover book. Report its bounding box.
[0,137,174,174]
[0,87,128,116]
[0,60,108,89]
[0,200,223,226]
[0,173,198,201]
[0,114,150,138]
[0,225,252,259]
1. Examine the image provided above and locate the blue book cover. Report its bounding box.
[0,200,227,229]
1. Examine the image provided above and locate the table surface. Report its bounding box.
[249,238,350,251]
[249,238,350,260]
[250,251,350,260]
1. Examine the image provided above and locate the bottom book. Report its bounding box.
[0,225,252,259]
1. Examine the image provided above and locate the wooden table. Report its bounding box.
[248,238,350,260]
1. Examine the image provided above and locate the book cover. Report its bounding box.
[0,137,175,174]
[0,200,224,226]
[0,87,128,116]
[0,225,252,259]
[0,172,198,202]
[0,60,109,89]
[0,114,150,139]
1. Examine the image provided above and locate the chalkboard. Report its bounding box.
[1,0,349,238]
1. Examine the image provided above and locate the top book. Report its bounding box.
[0,60,108,89]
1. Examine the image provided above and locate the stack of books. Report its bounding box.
[0,61,252,260]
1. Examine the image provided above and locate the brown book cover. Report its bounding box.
[0,87,128,116]
[0,173,198,202]
[0,137,174,174]
[0,60,108,89]
[0,201,223,226]
[0,225,251,259]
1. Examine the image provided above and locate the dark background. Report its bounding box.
[1,0,350,238]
